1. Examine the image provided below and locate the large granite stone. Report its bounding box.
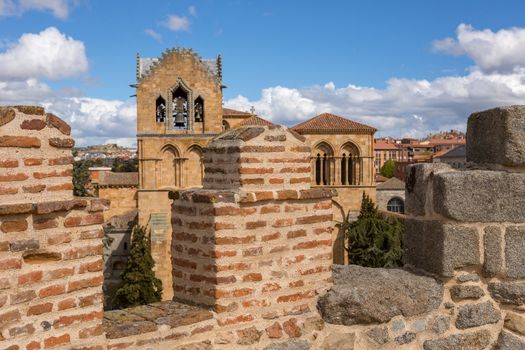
[455,301,501,329]
[483,226,503,277]
[263,340,311,350]
[433,170,525,222]
[423,330,491,350]
[450,285,484,301]
[506,226,525,279]
[494,330,525,350]
[405,163,453,216]
[467,105,525,167]
[489,282,525,305]
[404,219,480,277]
[317,265,442,325]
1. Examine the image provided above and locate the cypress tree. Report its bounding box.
[114,225,162,308]
[342,193,403,267]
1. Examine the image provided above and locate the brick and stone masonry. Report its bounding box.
[0,106,107,350]
[3,104,524,349]
[170,126,335,327]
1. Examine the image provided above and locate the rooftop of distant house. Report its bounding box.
[222,107,255,118]
[292,113,377,134]
[433,144,466,159]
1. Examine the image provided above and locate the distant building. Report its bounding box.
[376,177,405,214]
[433,144,467,169]
[374,139,402,173]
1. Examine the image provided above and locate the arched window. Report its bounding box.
[341,142,360,185]
[156,96,166,123]
[313,142,334,186]
[172,87,188,129]
[387,197,405,214]
[222,120,230,130]
[194,96,204,123]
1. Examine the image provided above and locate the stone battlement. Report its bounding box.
[0,105,523,349]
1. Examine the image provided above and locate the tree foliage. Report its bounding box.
[342,193,403,268]
[112,158,138,172]
[380,159,395,178]
[114,225,162,308]
[73,159,94,197]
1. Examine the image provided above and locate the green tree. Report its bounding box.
[73,159,93,197]
[114,225,162,308]
[112,158,138,172]
[341,193,403,268]
[380,159,395,178]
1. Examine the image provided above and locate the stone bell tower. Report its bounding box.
[134,48,223,300]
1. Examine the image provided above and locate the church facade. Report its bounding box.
[130,48,376,298]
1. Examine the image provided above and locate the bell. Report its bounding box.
[174,111,185,126]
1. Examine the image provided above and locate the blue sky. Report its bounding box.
[1,0,525,146]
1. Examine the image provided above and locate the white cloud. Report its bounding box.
[188,5,197,17]
[0,27,88,81]
[0,0,72,18]
[0,28,136,147]
[4,24,525,146]
[43,97,137,147]
[0,0,16,16]
[165,15,190,32]
[0,78,53,102]
[19,0,70,18]
[145,29,162,43]
[225,67,525,138]
[433,24,525,73]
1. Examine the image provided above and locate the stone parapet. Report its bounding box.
[467,105,525,168]
[397,105,525,348]
[0,106,107,350]
[167,126,335,346]
[0,106,75,203]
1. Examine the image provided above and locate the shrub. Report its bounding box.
[380,159,395,178]
[342,193,403,267]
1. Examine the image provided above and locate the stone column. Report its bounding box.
[171,125,335,328]
[334,157,342,185]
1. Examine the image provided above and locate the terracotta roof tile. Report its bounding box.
[428,139,466,146]
[237,115,275,127]
[292,113,377,134]
[374,140,399,150]
[222,108,254,118]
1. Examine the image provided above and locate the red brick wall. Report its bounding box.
[0,106,106,350]
[171,126,335,330]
